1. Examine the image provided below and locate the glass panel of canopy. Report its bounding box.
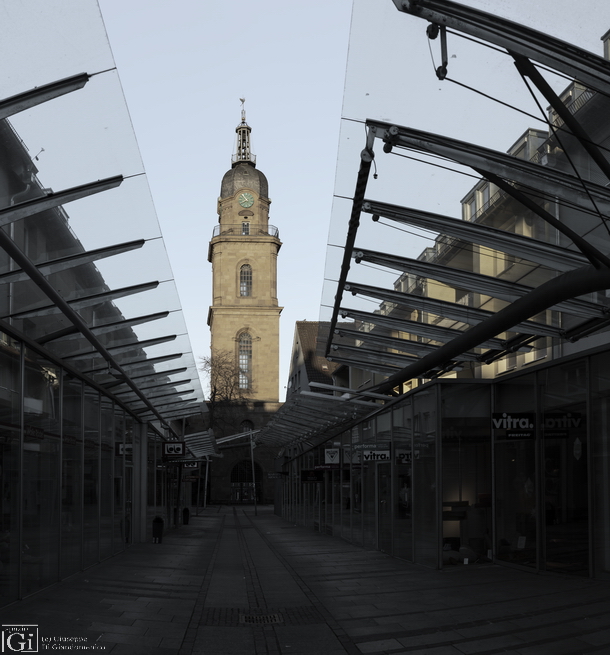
[322,0,610,387]
[0,0,204,426]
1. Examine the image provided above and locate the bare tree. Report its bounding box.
[199,349,252,435]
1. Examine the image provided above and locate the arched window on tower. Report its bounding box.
[240,264,252,297]
[238,332,252,389]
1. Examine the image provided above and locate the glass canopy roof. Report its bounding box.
[0,1,206,434]
[320,0,610,397]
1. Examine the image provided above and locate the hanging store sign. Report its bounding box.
[163,442,185,457]
[325,448,340,464]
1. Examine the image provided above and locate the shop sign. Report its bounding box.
[301,469,324,482]
[543,412,584,438]
[115,443,133,457]
[362,450,391,461]
[395,449,412,464]
[163,441,185,457]
[492,413,535,439]
[268,472,285,479]
[325,448,340,464]
[314,464,339,470]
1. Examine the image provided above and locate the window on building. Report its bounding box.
[242,222,250,235]
[238,332,252,389]
[240,264,252,296]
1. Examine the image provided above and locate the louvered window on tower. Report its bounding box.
[240,264,252,296]
[238,332,252,389]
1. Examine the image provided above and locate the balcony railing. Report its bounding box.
[212,224,280,238]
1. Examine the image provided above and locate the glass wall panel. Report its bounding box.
[441,384,491,567]
[61,376,83,578]
[22,349,60,595]
[413,387,438,567]
[494,374,538,569]
[83,388,100,567]
[377,413,392,553]
[393,401,413,561]
[351,426,363,547]
[100,399,113,559]
[591,351,610,579]
[341,431,352,542]
[124,415,133,546]
[540,362,589,576]
[0,336,21,606]
[113,408,125,553]
[361,420,376,549]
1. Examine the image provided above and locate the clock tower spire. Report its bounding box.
[207,105,283,403]
[234,98,254,166]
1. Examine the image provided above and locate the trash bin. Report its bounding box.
[152,516,164,544]
[183,507,190,525]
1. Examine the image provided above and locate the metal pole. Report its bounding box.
[203,456,210,510]
[195,460,201,516]
[250,430,257,516]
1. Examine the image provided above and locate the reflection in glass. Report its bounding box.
[22,348,60,595]
[0,336,20,605]
[100,398,113,559]
[441,384,491,568]
[413,388,438,567]
[494,375,538,569]
[393,403,412,561]
[83,388,100,567]
[541,364,589,576]
[62,376,83,578]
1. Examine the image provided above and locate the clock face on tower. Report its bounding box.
[238,192,254,208]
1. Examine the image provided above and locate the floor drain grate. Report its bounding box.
[239,612,283,625]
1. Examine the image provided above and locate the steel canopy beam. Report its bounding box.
[353,247,603,321]
[9,281,160,319]
[393,0,610,96]
[335,325,481,361]
[0,239,145,287]
[0,73,90,120]
[38,310,170,345]
[362,199,588,272]
[0,176,123,227]
[370,263,610,394]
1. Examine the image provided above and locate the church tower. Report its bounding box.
[207,105,282,402]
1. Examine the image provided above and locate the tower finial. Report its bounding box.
[233,98,255,167]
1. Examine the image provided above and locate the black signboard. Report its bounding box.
[301,469,324,483]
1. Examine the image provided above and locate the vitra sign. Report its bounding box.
[163,442,185,457]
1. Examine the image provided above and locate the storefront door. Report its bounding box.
[543,405,589,575]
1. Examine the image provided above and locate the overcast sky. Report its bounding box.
[94,0,609,400]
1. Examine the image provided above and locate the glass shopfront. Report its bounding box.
[282,347,610,579]
[0,330,178,608]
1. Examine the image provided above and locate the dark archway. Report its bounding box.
[230,459,263,503]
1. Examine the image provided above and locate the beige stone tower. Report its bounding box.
[207,105,282,402]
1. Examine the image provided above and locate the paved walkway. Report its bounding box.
[1,506,610,654]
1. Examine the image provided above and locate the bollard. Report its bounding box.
[152,516,164,543]
[183,507,190,525]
